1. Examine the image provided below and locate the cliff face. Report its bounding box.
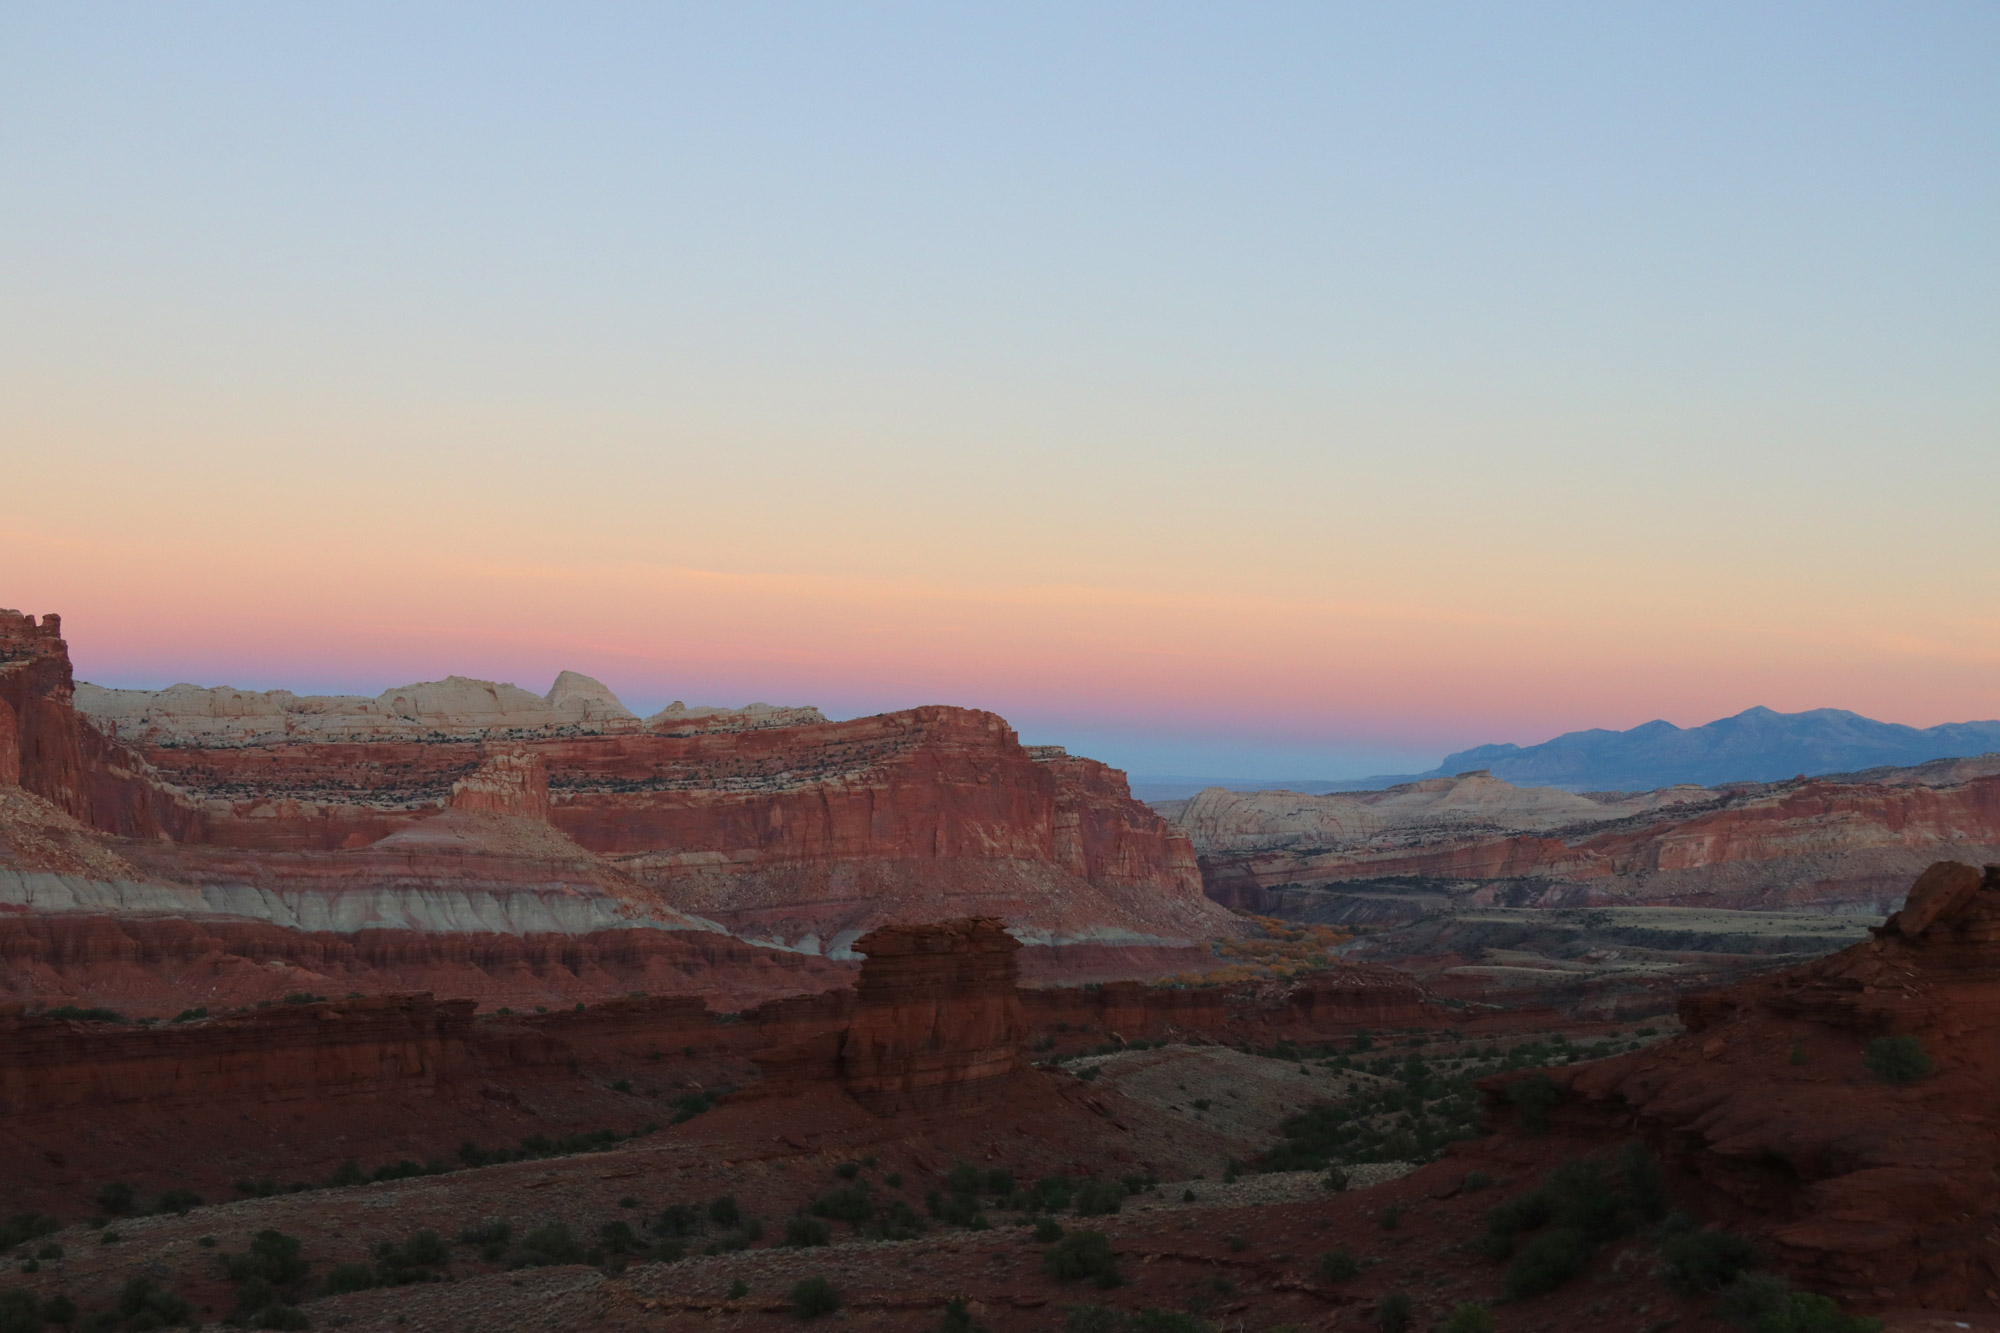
[0,611,1232,1016]
[1178,768,2000,917]
[0,612,185,839]
[109,699,1231,958]
[1494,861,2000,1310]
[0,992,492,1118]
[0,912,851,1015]
[1017,962,1450,1042]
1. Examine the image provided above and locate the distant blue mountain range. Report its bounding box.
[1132,708,2000,803]
[1396,707,2000,793]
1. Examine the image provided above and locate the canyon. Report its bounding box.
[0,867,1989,1332]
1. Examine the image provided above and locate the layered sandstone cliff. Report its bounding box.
[1175,768,2000,917]
[2,610,1235,1013]
[73,672,827,746]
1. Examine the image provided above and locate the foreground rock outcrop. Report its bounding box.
[1494,860,2000,1310]
[836,918,1026,1114]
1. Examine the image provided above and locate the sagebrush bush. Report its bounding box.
[790,1276,839,1319]
[1441,1302,1494,1333]
[1317,1249,1359,1282]
[1506,1226,1588,1299]
[1864,1035,1931,1084]
[1071,1180,1124,1217]
[1661,1226,1756,1294]
[1043,1230,1120,1288]
[783,1216,831,1249]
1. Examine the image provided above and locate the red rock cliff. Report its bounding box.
[1195,773,2000,916]
[123,700,1233,956]
[0,611,185,839]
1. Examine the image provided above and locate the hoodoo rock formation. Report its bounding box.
[836,917,1026,1114]
[1493,860,2000,1311]
[2,609,1236,1012]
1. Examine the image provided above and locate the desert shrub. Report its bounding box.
[0,1216,59,1250]
[43,1007,123,1023]
[783,1216,831,1248]
[707,1195,740,1227]
[1441,1304,1494,1333]
[808,1186,874,1224]
[1031,1176,1075,1213]
[1378,1202,1401,1231]
[34,1244,61,1262]
[790,1277,839,1319]
[1071,1179,1124,1217]
[1506,1074,1561,1135]
[514,1222,584,1267]
[1317,1249,1359,1282]
[1717,1273,1882,1332]
[1225,1232,1249,1253]
[173,1007,207,1022]
[1863,1035,1931,1084]
[1620,1141,1668,1221]
[938,1296,988,1333]
[653,1203,703,1237]
[154,1188,202,1217]
[866,1199,924,1241]
[927,1191,981,1227]
[987,1169,1017,1196]
[223,1230,310,1287]
[381,1228,448,1272]
[833,1162,860,1181]
[328,1159,365,1188]
[1375,1290,1412,1333]
[115,1277,195,1329]
[1033,1217,1065,1243]
[597,1221,643,1256]
[0,1290,41,1333]
[321,1262,376,1295]
[40,1295,76,1327]
[1043,1230,1120,1288]
[458,1218,511,1249]
[1130,1311,1212,1333]
[1790,1042,1808,1066]
[1322,1166,1349,1192]
[1505,1226,1588,1299]
[1462,1169,1490,1193]
[1661,1227,1757,1294]
[946,1163,983,1196]
[94,1183,136,1216]
[1063,1308,1119,1333]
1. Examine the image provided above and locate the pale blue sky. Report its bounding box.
[4,3,1995,778]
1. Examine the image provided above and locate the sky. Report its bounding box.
[2,3,1996,779]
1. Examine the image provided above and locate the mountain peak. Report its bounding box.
[1428,708,2000,792]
